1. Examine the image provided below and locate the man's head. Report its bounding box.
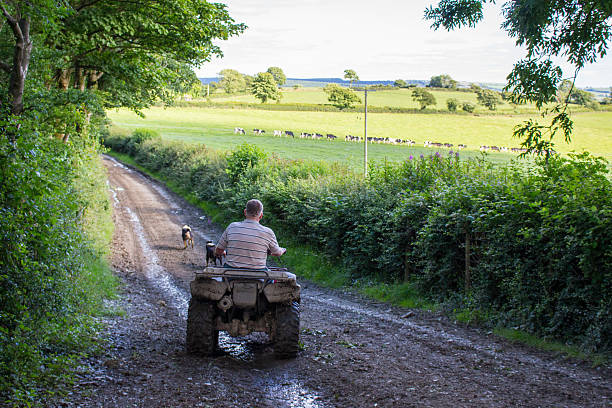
[244,199,263,220]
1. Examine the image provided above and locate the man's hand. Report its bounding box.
[270,247,286,257]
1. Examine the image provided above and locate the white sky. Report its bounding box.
[196,0,612,88]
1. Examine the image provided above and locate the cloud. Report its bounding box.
[196,0,612,87]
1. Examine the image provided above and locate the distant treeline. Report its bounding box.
[170,100,469,114]
[104,131,612,354]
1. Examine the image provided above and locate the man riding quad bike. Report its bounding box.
[186,199,300,359]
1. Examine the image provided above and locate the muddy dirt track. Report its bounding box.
[64,155,611,407]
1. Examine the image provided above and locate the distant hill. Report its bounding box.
[198,77,604,97]
[198,77,428,88]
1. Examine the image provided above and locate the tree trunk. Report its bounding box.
[87,70,104,89]
[74,64,86,91]
[57,69,72,90]
[5,16,33,115]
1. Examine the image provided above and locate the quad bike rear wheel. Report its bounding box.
[186,298,218,355]
[274,301,300,359]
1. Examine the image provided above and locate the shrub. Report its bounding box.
[125,128,161,155]
[225,143,267,183]
[447,98,459,111]
[462,102,475,113]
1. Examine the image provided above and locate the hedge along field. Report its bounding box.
[103,131,611,353]
[211,87,560,114]
[107,107,612,165]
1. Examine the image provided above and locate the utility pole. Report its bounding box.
[364,88,368,177]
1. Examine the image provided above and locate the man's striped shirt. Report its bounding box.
[216,219,281,269]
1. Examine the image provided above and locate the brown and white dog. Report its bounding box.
[206,241,224,266]
[182,225,194,249]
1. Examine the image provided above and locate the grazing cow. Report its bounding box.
[253,129,265,135]
[285,130,295,137]
[234,127,245,135]
[326,134,337,140]
[300,132,311,138]
[457,144,467,149]
[313,133,323,139]
[273,130,282,137]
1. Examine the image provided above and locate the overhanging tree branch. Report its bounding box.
[426,0,611,156]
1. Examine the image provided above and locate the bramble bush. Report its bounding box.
[104,134,611,352]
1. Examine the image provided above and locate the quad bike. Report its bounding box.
[186,266,301,359]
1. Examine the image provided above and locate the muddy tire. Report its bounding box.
[274,301,300,359]
[186,297,218,355]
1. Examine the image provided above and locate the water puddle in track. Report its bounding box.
[124,206,190,319]
[107,180,120,207]
[257,375,328,408]
[107,155,133,173]
[217,332,259,362]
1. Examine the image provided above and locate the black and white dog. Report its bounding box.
[206,241,224,266]
[182,225,194,249]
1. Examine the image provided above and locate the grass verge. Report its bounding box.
[494,328,610,367]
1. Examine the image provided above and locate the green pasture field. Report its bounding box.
[210,87,585,115]
[107,106,612,168]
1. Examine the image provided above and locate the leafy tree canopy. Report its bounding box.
[412,88,437,109]
[394,79,407,88]
[343,69,359,87]
[219,69,247,94]
[1,0,245,115]
[557,79,599,108]
[429,74,457,88]
[425,0,612,157]
[266,66,286,86]
[476,88,503,110]
[323,83,361,109]
[250,72,281,103]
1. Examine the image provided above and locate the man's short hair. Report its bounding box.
[245,199,263,217]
